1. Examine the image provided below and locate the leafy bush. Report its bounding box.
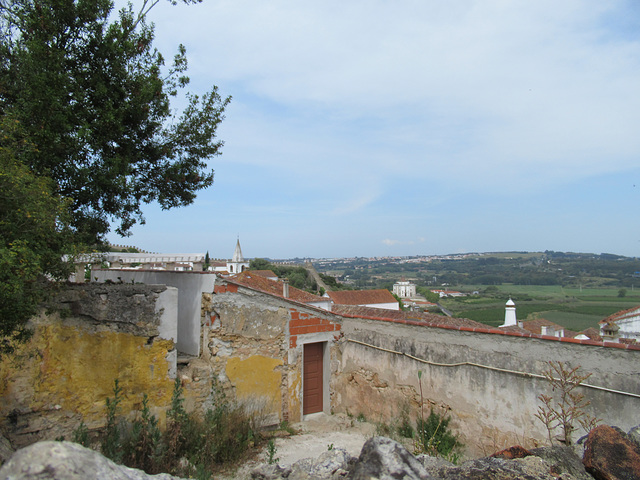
[415,409,461,462]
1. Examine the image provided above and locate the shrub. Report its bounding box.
[101,379,123,463]
[84,377,262,478]
[415,409,461,461]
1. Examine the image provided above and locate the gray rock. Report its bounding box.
[251,463,292,480]
[0,441,184,480]
[529,446,592,480]
[415,454,454,473]
[349,436,434,480]
[431,456,563,480]
[628,425,640,450]
[304,448,354,479]
[0,433,14,465]
[252,448,355,480]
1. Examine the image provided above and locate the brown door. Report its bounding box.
[303,342,323,414]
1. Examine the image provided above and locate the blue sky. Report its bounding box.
[108,0,640,260]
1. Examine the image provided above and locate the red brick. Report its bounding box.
[290,336,297,348]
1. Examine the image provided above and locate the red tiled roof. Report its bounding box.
[519,318,579,338]
[498,325,531,335]
[331,305,484,329]
[600,305,640,325]
[579,327,603,342]
[228,271,325,304]
[327,289,398,306]
[249,270,278,279]
[520,318,561,334]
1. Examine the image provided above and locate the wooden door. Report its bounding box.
[303,342,323,415]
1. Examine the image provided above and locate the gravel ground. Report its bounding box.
[220,413,376,479]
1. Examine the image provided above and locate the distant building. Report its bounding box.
[431,289,465,298]
[393,281,416,299]
[600,306,640,342]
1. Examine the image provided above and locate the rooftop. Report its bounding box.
[327,289,397,306]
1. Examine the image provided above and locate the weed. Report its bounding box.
[397,404,415,439]
[122,393,164,474]
[279,420,296,435]
[535,361,600,445]
[101,379,123,463]
[415,409,461,461]
[72,421,90,447]
[327,443,334,451]
[266,439,279,465]
[415,370,462,463]
[85,377,261,478]
[356,413,366,422]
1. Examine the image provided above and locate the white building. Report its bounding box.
[600,306,640,342]
[393,281,417,299]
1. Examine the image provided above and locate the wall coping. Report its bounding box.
[337,312,640,351]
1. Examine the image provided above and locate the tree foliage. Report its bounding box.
[0,117,75,353]
[0,0,230,243]
[0,0,228,349]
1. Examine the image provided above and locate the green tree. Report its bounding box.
[0,0,230,244]
[0,117,75,354]
[250,258,274,271]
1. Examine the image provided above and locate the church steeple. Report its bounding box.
[227,237,249,274]
[232,237,244,262]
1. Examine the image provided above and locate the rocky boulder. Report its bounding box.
[251,447,356,480]
[529,446,592,480]
[583,425,640,480]
[349,436,434,480]
[428,455,573,480]
[0,441,185,480]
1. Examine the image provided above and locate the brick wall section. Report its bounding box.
[289,309,341,348]
[214,284,237,294]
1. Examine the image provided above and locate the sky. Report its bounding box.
[107,0,640,260]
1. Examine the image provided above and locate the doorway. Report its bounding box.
[303,342,324,415]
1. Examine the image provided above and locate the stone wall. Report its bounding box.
[188,282,342,425]
[93,269,216,356]
[333,316,640,457]
[0,284,178,447]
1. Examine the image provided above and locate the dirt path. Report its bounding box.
[222,413,376,479]
[273,413,376,464]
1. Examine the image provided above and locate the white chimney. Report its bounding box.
[500,298,517,327]
[283,278,290,298]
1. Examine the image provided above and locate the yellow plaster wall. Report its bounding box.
[225,355,282,417]
[288,369,302,422]
[1,321,175,437]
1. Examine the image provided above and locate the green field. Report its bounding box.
[444,285,639,331]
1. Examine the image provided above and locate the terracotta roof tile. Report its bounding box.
[600,305,640,325]
[331,305,484,329]
[579,327,603,342]
[327,289,398,306]
[229,271,325,304]
[249,270,278,279]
